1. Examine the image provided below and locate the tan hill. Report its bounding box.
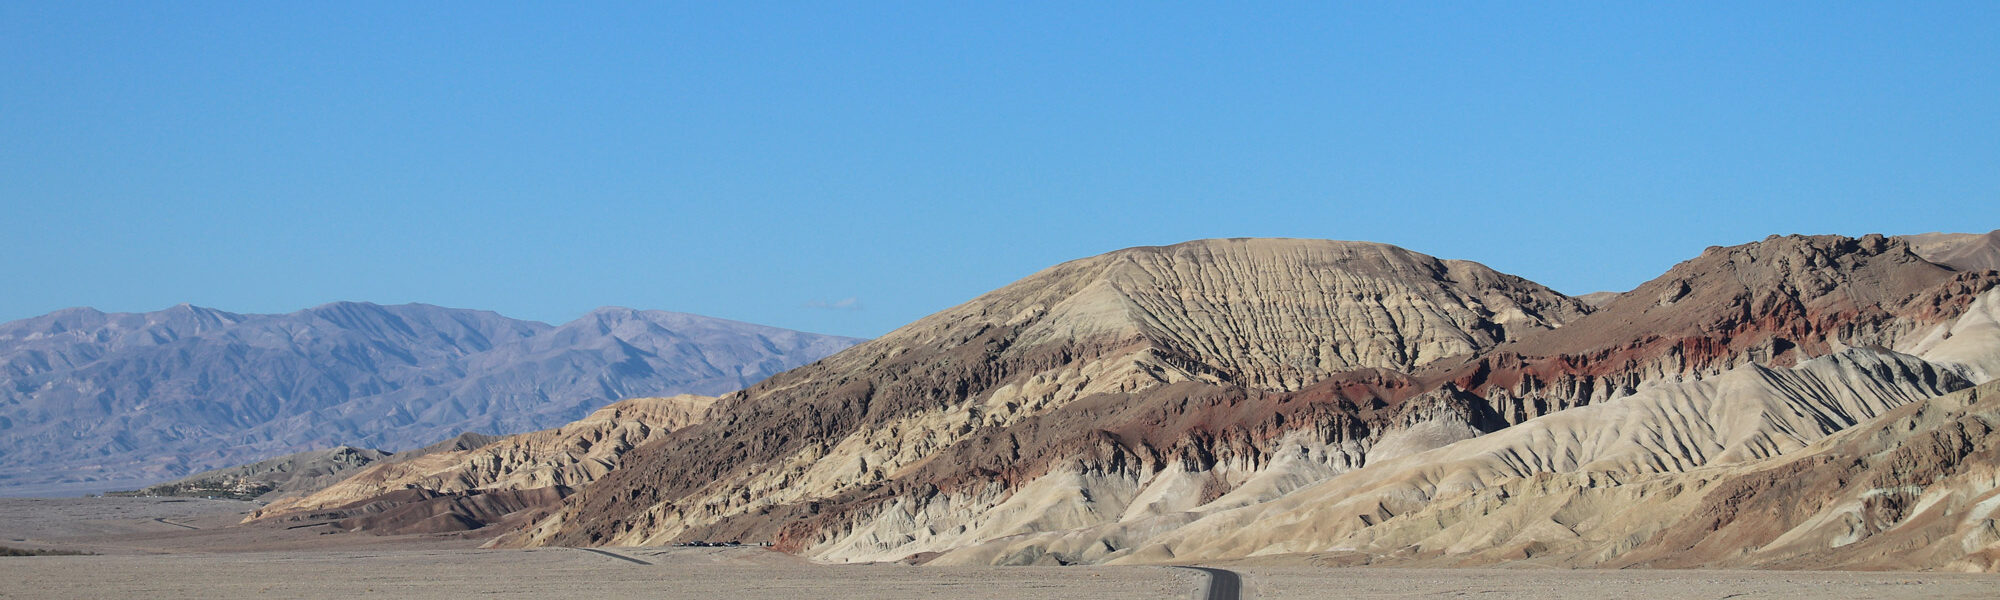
[1062,348,1975,566]
[294,234,2000,570]
[1418,234,1992,427]
[1607,377,2000,571]
[917,237,2000,568]
[498,239,1591,551]
[122,432,507,502]
[782,234,1992,565]
[122,446,392,501]
[387,432,505,463]
[1901,229,2000,273]
[247,394,714,535]
[1096,375,2000,571]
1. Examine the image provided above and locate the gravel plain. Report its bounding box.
[5,498,2000,599]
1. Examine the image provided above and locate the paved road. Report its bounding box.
[1176,566,1243,600]
[575,547,652,566]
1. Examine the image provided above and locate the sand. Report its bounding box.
[0,547,1198,599]
[4,497,2000,599]
[1236,567,2000,600]
[8,549,2000,599]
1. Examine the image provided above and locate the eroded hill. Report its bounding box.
[279,232,2000,570]
[247,395,716,536]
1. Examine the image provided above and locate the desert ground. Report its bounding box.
[4,498,1999,599]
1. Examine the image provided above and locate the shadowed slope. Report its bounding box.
[246,395,716,537]
[1902,229,2000,273]
[127,446,392,502]
[259,395,716,516]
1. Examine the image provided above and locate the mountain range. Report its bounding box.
[0,303,862,496]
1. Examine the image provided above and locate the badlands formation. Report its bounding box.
[247,231,2000,572]
[248,395,716,536]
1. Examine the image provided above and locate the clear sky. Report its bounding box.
[3,3,1995,338]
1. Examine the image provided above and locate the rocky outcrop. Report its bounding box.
[1615,378,2000,571]
[502,239,1587,550]
[1572,291,1620,308]
[124,446,392,501]
[1073,349,1970,566]
[275,486,574,537]
[389,432,504,463]
[1419,234,1993,426]
[1080,375,2000,571]
[125,431,512,502]
[250,395,714,524]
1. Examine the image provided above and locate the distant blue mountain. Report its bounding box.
[0,302,863,496]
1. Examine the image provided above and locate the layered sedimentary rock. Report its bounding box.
[300,232,2000,570]
[1422,234,1991,428]
[128,433,507,502]
[128,446,392,501]
[1080,349,1972,566]
[500,239,1588,551]
[1094,376,2000,571]
[961,235,1999,569]
[1613,378,2000,572]
[247,395,714,535]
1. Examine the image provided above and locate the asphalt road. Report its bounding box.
[575,547,653,566]
[1177,566,1243,600]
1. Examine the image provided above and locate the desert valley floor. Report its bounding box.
[3,497,1998,599]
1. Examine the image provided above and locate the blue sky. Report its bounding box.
[4,3,1995,338]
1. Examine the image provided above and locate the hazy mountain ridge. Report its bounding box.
[0,302,862,495]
